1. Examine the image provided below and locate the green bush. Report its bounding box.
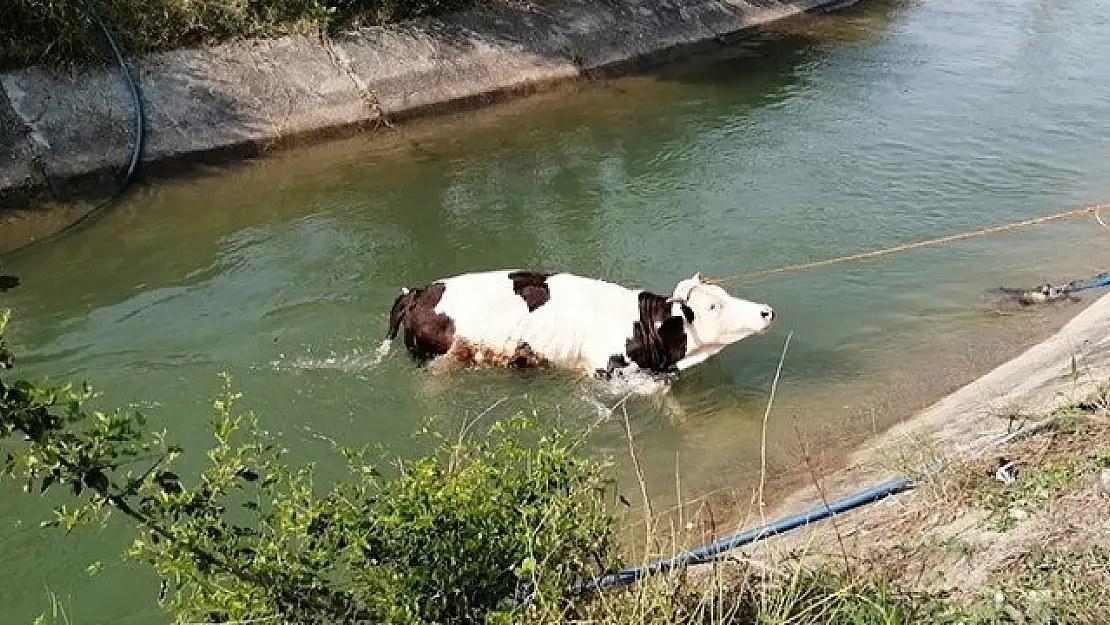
[0,0,474,71]
[0,308,621,624]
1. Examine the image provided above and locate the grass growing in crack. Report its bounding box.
[950,547,1110,625]
[922,534,977,563]
[563,558,952,625]
[974,451,1109,531]
[754,568,931,625]
[944,411,1110,532]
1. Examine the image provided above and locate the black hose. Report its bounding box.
[1,0,145,260]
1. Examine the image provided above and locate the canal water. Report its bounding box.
[4,0,1110,620]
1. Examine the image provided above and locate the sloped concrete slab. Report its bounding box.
[0,0,846,203]
[0,87,38,197]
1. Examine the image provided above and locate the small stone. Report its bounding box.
[995,457,1019,484]
[1028,589,1051,603]
[1098,468,1110,498]
[1009,508,1028,521]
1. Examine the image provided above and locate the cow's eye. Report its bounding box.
[709,304,717,311]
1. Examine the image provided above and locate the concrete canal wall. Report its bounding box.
[0,0,854,206]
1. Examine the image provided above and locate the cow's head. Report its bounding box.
[667,273,774,368]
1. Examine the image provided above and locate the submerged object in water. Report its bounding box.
[992,283,1075,306]
[994,271,1110,306]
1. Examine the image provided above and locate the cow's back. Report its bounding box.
[528,274,640,369]
[433,270,640,371]
[434,271,532,347]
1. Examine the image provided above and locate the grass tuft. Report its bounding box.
[944,411,1110,532]
[0,0,476,71]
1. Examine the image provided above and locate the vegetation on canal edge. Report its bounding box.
[0,309,621,624]
[1,0,474,71]
[2,295,1109,623]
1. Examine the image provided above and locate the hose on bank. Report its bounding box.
[574,476,914,592]
[1,0,145,261]
[570,416,1055,595]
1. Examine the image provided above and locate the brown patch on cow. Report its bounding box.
[507,342,549,369]
[625,292,688,373]
[387,282,456,363]
[388,278,554,370]
[508,271,552,312]
[443,338,551,370]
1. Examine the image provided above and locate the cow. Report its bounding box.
[385,270,775,379]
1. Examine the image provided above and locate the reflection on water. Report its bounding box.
[3,0,1110,621]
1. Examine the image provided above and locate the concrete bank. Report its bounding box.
[0,0,853,208]
[758,289,1110,532]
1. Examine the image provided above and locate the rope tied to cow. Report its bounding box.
[703,203,1110,287]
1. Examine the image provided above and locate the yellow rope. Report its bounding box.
[704,203,1108,286]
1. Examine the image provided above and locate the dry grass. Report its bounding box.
[773,404,1110,623]
[0,0,475,71]
[559,365,1110,625]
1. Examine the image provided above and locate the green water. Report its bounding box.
[5,0,1110,620]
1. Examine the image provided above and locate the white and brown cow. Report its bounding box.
[386,270,775,378]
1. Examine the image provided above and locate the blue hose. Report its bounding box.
[571,414,1060,595]
[1064,272,1110,293]
[575,475,914,593]
[2,0,144,260]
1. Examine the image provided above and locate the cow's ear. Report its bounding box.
[666,297,694,322]
[693,272,703,283]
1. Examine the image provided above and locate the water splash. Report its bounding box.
[602,369,674,398]
[580,368,675,421]
[371,338,393,364]
[268,339,394,375]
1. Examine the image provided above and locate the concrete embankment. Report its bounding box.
[0,0,850,207]
[760,289,1110,528]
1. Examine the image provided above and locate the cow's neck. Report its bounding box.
[626,292,688,372]
[675,343,724,370]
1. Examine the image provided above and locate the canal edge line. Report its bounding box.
[0,0,857,210]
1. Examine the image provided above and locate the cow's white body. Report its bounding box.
[387,269,775,378]
[436,271,647,372]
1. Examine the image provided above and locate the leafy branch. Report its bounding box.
[0,308,620,624]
